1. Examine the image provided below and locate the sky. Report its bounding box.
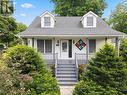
[13,0,125,26]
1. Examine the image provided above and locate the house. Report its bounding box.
[19,11,125,86]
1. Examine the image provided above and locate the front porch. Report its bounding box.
[26,36,120,65]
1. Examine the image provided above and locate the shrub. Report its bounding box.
[2,45,60,95]
[73,44,127,95]
[120,39,127,62]
[49,64,55,77]
[0,60,30,95]
[78,64,87,80]
[73,80,119,95]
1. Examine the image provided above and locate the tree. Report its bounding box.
[0,16,27,47]
[0,0,14,15]
[14,22,27,34]
[51,0,107,16]
[2,45,60,95]
[120,39,127,62]
[73,44,127,95]
[0,16,17,46]
[109,1,127,33]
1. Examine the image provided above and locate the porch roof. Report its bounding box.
[18,16,126,37]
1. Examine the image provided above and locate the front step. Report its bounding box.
[57,68,76,71]
[58,81,77,86]
[56,60,78,86]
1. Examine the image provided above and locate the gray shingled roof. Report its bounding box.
[19,16,125,37]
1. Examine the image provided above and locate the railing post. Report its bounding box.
[55,53,58,77]
[75,53,78,81]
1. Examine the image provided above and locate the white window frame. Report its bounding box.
[88,39,96,54]
[44,17,51,27]
[87,16,94,26]
[83,15,97,28]
[37,39,53,54]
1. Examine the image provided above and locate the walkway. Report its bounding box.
[60,86,75,95]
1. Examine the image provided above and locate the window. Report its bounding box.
[37,39,52,53]
[89,39,96,53]
[45,40,52,53]
[44,17,51,26]
[37,40,44,53]
[62,42,67,52]
[87,17,93,26]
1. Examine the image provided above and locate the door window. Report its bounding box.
[62,42,67,52]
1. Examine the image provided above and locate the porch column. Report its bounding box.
[53,38,55,63]
[86,38,89,62]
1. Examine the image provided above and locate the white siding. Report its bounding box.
[55,38,87,59]
[41,13,55,28]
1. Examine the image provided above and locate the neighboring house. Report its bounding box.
[19,11,125,86]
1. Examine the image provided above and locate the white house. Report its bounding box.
[19,11,125,86]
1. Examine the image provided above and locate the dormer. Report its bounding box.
[81,11,98,28]
[40,11,55,28]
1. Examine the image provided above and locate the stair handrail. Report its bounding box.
[75,53,78,81]
[55,53,58,77]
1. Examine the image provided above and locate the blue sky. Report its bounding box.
[13,0,124,26]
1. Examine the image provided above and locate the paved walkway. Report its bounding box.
[60,86,75,95]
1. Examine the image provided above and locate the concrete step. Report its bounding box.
[57,73,76,75]
[58,64,75,66]
[57,68,76,71]
[57,69,76,72]
[58,81,77,86]
[57,65,76,68]
[57,74,77,78]
[58,61,75,63]
[58,80,77,82]
[57,70,76,73]
[57,77,77,81]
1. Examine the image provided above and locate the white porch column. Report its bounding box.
[86,38,89,62]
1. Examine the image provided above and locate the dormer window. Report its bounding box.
[44,17,51,26]
[40,11,55,28]
[81,11,97,28]
[87,17,93,26]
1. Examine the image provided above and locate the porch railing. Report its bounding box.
[75,53,94,64]
[43,53,58,64]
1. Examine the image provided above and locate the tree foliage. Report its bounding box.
[1,45,60,95]
[109,1,127,33]
[14,22,27,34]
[73,44,127,95]
[0,16,27,47]
[51,0,107,16]
[120,39,127,62]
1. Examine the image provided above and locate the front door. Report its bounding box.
[61,40,68,59]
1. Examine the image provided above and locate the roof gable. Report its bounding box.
[40,11,56,21]
[81,11,98,21]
